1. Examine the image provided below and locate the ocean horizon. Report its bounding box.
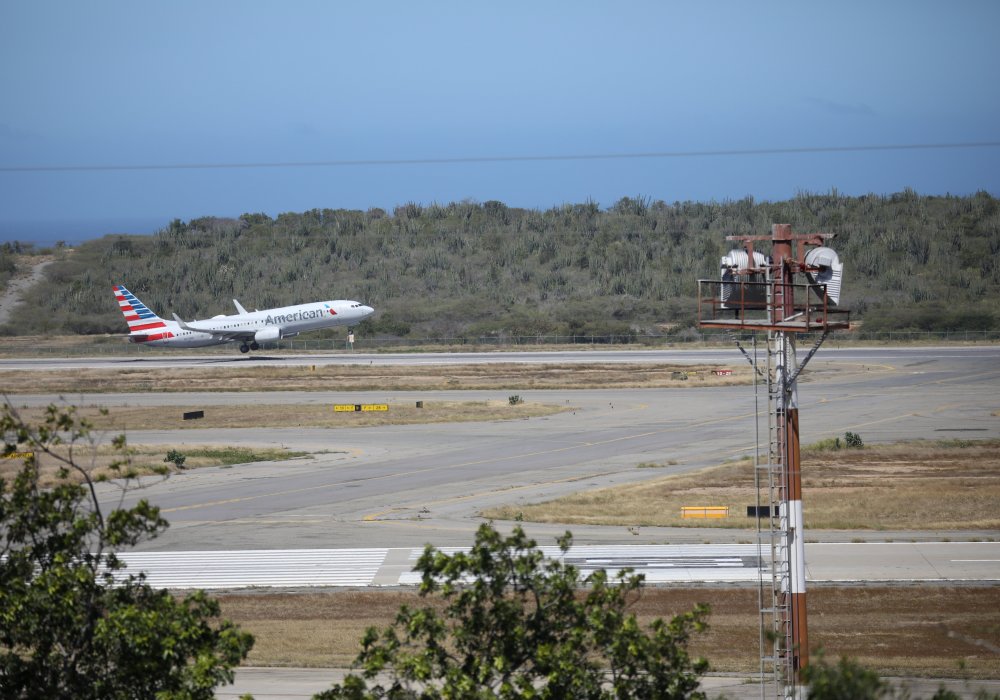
[0,217,172,247]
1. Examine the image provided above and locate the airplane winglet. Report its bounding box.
[171,312,195,331]
[233,299,249,315]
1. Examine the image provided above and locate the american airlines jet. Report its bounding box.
[113,285,374,352]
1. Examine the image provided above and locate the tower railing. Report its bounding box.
[697,279,849,332]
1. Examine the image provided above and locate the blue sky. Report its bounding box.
[1,1,998,244]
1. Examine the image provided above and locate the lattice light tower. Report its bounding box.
[697,224,850,699]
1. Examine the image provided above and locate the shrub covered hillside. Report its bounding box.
[2,190,998,338]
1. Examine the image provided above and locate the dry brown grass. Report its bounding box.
[218,586,1000,679]
[6,400,568,431]
[482,440,1000,531]
[1,362,748,394]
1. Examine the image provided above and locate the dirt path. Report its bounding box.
[0,257,53,326]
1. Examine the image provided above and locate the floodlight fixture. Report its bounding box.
[803,246,843,306]
[720,249,768,309]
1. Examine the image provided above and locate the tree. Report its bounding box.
[800,653,1000,700]
[315,523,710,700]
[801,654,891,700]
[0,403,253,699]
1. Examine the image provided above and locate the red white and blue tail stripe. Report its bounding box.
[113,285,174,342]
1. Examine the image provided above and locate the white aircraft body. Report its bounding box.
[113,285,374,352]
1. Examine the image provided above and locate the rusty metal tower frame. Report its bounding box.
[697,224,850,699]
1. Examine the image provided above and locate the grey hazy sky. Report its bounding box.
[1,0,998,242]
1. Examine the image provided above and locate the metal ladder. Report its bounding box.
[756,297,797,698]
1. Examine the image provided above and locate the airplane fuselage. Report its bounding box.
[129,325,219,348]
[179,300,372,341]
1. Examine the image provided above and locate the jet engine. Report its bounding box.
[254,327,282,344]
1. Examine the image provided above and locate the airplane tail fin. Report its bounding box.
[113,285,169,334]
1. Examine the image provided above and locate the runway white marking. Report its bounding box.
[397,544,764,586]
[117,545,765,588]
[118,549,388,588]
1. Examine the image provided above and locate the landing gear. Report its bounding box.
[250,341,260,351]
[239,343,250,353]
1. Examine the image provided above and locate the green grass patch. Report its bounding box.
[169,446,310,466]
[930,438,1000,449]
[3,443,313,487]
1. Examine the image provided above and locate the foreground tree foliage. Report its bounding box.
[315,523,710,699]
[0,402,254,699]
[802,654,892,700]
[802,653,1000,700]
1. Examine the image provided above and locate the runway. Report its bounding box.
[3,347,743,370]
[118,544,763,589]
[117,541,1000,590]
[3,344,1000,370]
[6,346,1000,582]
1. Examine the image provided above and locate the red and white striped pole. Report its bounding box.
[771,224,809,685]
[780,336,808,677]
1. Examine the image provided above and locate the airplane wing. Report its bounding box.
[233,299,249,315]
[172,313,256,342]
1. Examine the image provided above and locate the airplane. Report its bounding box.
[113,284,374,352]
